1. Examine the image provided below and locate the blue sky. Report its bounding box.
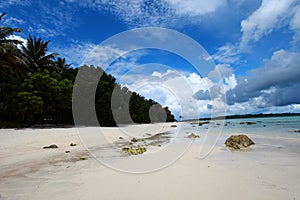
[1,0,300,119]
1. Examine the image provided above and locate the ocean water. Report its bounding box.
[177,116,300,140]
[221,116,300,138]
[171,116,300,156]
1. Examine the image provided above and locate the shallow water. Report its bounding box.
[171,116,300,155]
[180,116,300,138]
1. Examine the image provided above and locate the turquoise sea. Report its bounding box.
[171,116,300,157]
[220,116,300,138]
[180,116,300,138]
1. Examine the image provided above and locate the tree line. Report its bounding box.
[0,13,175,127]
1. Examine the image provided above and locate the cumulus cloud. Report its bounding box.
[113,65,222,119]
[240,0,298,48]
[208,64,235,79]
[226,49,300,106]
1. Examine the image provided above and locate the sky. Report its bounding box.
[1,0,300,119]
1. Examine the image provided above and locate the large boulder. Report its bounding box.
[225,135,255,150]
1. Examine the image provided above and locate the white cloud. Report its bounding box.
[115,65,226,119]
[165,0,226,17]
[224,74,237,91]
[290,5,300,43]
[51,41,96,67]
[213,44,240,64]
[0,0,31,8]
[208,64,235,80]
[7,35,27,46]
[152,70,175,78]
[63,0,227,28]
[2,16,24,26]
[240,0,296,48]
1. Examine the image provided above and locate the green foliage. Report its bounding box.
[17,70,73,123]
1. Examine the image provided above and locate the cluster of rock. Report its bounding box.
[122,146,147,155]
[121,137,147,155]
[225,135,255,150]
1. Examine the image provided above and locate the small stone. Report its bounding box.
[70,143,77,147]
[171,125,177,127]
[186,133,200,139]
[65,150,70,153]
[43,144,58,149]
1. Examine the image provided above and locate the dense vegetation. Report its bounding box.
[0,13,175,127]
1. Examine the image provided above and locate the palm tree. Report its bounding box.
[0,13,26,80]
[54,57,71,74]
[21,35,58,72]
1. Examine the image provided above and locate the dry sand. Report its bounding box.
[0,122,300,200]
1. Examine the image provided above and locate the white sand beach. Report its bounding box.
[0,123,300,200]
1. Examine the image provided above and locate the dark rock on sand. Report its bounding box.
[294,130,300,133]
[70,143,77,147]
[225,135,255,150]
[43,144,58,149]
[186,133,200,139]
[199,121,209,126]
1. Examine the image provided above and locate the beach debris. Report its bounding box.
[131,138,138,143]
[43,144,58,149]
[70,143,77,147]
[225,135,255,150]
[199,121,209,126]
[186,133,200,139]
[171,125,177,127]
[122,146,147,155]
